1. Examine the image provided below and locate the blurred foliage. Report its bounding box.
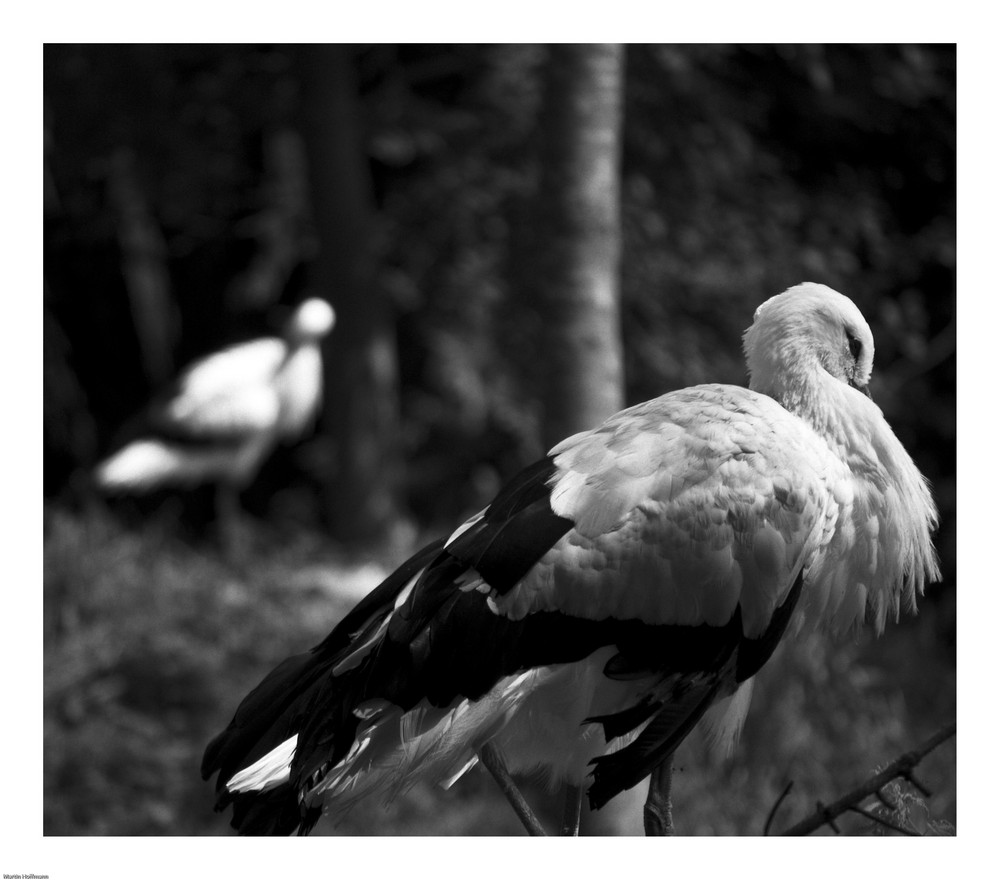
[42,506,527,835]
[44,44,955,536]
[43,44,955,835]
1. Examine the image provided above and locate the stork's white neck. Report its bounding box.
[752,357,867,462]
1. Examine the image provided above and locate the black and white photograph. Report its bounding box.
[13,18,981,878]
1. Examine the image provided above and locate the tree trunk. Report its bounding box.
[297,45,399,545]
[535,44,626,448]
[107,147,177,388]
[533,43,637,835]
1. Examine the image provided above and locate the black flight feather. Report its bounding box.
[587,680,722,810]
[204,441,807,833]
[735,569,804,681]
[584,569,806,809]
[444,456,574,595]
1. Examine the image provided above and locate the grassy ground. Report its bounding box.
[42,505,955,836]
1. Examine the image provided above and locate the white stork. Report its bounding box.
[201,283,940,835]
[94,298,335,545]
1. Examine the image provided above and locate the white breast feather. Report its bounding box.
[274,345,324,438]
[803,386,940,634]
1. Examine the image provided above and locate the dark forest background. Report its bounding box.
[41,44,955,836]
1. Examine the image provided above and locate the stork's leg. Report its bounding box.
[478,742,547,836]
[561,783,583,836]
[644,758,675,836]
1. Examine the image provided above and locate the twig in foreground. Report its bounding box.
[763,780,794,836]
[846,805,920,836]
[779,721,956,836]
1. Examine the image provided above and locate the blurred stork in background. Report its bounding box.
[94,298,335,554]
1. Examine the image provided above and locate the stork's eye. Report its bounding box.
[847,332,862,360]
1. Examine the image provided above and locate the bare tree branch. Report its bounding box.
[777,721,955,836]
[763,780,795,835]
[846,805,920,836]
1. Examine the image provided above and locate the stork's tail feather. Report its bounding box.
[94,440,193,492]
[203,631,396,834]
[201,539,448,835]
[201,652,318,787]
[200,651,337,834]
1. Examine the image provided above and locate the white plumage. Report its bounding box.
[95,298,335,506]
[202,283,939,835]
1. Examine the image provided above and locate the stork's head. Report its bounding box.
[287,299,336,343]
[743,282,874,399]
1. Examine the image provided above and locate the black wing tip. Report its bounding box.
[201,729,230,781]
[585,747,659,812]
[224,787,316,836]
[200,544,443,834]
[584,760,618,812]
